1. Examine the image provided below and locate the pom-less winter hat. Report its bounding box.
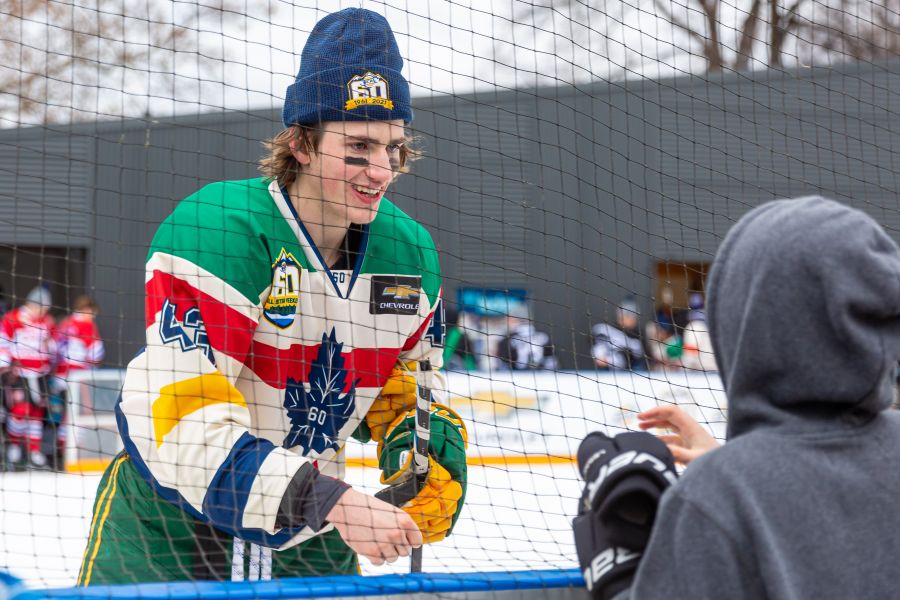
[26,285,51,308]
[282,8,412,127]
[617,296,640,319]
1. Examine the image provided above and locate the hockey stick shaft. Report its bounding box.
[410,359,432,573]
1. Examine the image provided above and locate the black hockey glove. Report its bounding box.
[572,431,678,599]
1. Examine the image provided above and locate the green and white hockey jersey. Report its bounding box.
[116,177,445,550]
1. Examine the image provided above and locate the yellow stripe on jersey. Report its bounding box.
[78,454,128,586]
[151,372,248,448]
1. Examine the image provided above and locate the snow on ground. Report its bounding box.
[0,464,581,589]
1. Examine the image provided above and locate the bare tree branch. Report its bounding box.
[503,0,651,82]
[734,0,763,70]
[703,0,725,70]
[513,0,894,76]
[0,0,252,126]
[796,0,900,63]
[652,0,713,48]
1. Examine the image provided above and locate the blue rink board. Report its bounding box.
[2,569,584,599]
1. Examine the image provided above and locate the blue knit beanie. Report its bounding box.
[283,8,412,127]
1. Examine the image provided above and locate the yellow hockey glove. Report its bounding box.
[366,365,417,442]
[383,456,462,544]
[377,404,468,544]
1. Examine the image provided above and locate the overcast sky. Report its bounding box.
[4,0,713,125]
[5,0,818,126]
[173,0,697,118]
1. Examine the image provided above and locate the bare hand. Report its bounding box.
[638,405,721,465]
[326,488,423,566]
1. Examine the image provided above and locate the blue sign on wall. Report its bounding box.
[457,288,529,317]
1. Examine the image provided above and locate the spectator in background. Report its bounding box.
[0,285,56,469]
[680,292,717,372]
[644,318,682,370]
[592,297,649,371]
[443,308,479,371]
[495,304,558,370]
[643,287,685,370]
[575,197,900,599]
[0,285,9,461]
[50,295,105,469]
[653,286,677,334]
[55,295,105,378]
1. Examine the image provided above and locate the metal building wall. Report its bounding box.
[0,59,897,368]
[88,112,276,366]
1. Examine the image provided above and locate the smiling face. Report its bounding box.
[292,120,407,229]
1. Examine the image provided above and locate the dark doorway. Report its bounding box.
[654,261,711,330]
[0,245,88,316]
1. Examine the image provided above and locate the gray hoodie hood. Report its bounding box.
[707,196,900,439]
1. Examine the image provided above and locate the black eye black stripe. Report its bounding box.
[344,156,402,171]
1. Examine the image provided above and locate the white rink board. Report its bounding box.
[1,464,584,589]
[346,370,728,460]
[5,371,730,589]
[66,370,728,466]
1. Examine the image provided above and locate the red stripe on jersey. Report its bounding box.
[146,270,400,391]
[401,310,434,352]
[248,344,400,391]
[146,270,258,363]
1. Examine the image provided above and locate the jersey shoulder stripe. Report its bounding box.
[148,178,307,304]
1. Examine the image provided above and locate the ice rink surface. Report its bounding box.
[0,463,582,589]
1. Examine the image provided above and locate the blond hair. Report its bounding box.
[259,125,420,188]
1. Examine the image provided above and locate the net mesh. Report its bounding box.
[0,0,898,596]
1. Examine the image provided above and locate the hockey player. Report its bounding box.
[49,296,105,468]
[591,298,649,371]
[55,296,104,381]
[678,293,716,372]
[0,286,56,469]
[79,8,466,584]
[574,197,900,599]
[494,304,558,370]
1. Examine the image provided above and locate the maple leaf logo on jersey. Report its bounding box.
[282,329,360,455]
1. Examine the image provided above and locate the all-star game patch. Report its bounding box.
[345,71,394,111]
[370,275,421,315]
[264,248,301,328]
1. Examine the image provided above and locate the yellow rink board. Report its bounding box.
[65,454,576,474]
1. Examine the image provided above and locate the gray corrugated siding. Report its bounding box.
[0,136,93,245]
[0,60,897,367]
[454,103,531,284]
[653,68,900,258]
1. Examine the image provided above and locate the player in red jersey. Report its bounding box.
[0,286,56,468]
[49,295,105,468]
[55,295,104,380]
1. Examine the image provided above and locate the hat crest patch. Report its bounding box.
[345,71,394,111]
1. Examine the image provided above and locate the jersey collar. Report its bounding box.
[278,184,369,299]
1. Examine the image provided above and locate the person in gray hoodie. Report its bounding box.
[577,196,900,599]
